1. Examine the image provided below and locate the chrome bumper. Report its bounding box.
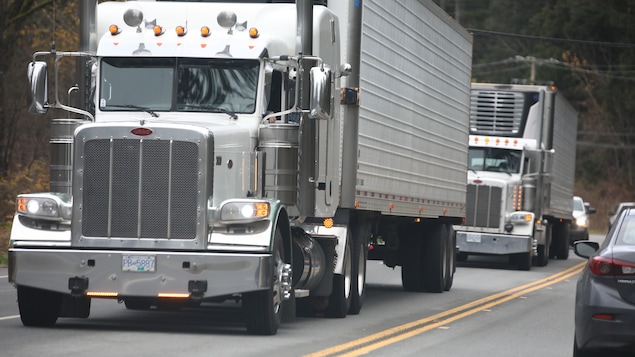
[456,231,532,255]
[9,248,271,298]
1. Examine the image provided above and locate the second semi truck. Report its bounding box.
[454,83,578,270]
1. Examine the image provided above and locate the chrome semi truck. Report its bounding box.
[454,83,578,270]
[9,0,472,334]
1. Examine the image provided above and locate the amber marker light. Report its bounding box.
[16,197,28,212]
[254,202,269,218]
[176,25,187,36]
[86,292,118,298]
[323,218,334,228]
[153,25,164,36]
[249,27,259,38]
[158,293,190,298]
[201,26,211,37]
[109,25,121,35]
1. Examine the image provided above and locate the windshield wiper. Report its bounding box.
[104,104,159,118]
[179,104,238,120]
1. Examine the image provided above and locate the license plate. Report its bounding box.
[466,234,481,243]
[122,255,156,272]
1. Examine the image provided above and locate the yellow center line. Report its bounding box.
[304,261,586,357]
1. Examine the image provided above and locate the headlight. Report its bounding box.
[16,193,72,221]
[509,212,533,224]
[575,217,588,228]
[219,200,270,223]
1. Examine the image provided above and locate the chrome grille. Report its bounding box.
[82,139,199,239]
[465,184,501,228]
[470,90,525,135]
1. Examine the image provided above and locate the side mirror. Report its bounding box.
[573,240,599,259]
[309,66,331,120]
[27,61,49,114]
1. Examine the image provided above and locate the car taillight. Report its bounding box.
[589,256,635,276]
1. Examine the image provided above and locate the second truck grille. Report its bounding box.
[466,184,502,228]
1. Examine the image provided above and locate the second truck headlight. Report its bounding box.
[219,200,270,223]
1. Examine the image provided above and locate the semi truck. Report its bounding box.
[9,0,473,335]
[454,83,578,270]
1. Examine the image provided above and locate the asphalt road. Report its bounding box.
[0,235,601,357]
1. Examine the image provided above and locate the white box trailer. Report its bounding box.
[334,0,472,218]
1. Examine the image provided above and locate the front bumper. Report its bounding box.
[569,226,589,242]
[456,231,532,255]
[9,248,272,298]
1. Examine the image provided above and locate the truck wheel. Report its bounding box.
[348,230,367,315]
[326,236,353,318]
[17,286,62,327]
[401,225,424,291]
[444,225,456,291]
[243,228,285,335]
[550,223,570,260]
[422,222,446,293]
[533,244,549,267]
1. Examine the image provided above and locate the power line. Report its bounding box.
[472,55,635,81]
[467,29,635,49]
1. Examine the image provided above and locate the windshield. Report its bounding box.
[468,147,522,173]
[573,198,584,212]
[99,57,259,114]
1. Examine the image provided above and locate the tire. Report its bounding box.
[444,225,456,291]
[17,286,62,327]
[243,228,285,335]
[348,227,368,315]
[550,223,570,260]
[533,244,549,267]
[326,236,353,318]
[457,252,468,262]
[401,224,424,291]
[534,225,550,267]
[422,223,446,293]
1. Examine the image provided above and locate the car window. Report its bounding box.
[617,215,635,245]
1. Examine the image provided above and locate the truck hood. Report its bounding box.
[467,170,522,188]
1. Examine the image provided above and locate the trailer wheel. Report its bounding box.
[326,235,353,318]
[401,225,424,291]
[422,223,446,293]
[401,222,445,293]
[550,223,570,260]
[17,286,62,327]
[243,228,285,335]
[348,229,367,315]
[443,225,456,291]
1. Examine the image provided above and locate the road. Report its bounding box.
[0,235,601,357]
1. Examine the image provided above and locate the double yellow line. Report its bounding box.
[305,261,586,357]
